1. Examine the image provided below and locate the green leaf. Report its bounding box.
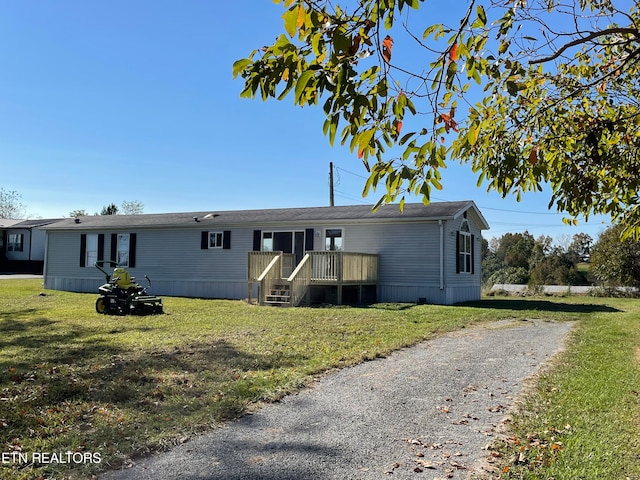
[372,195,386,211]
[399,132,415,145]
[356,128,376,154]
[295,70,315,104]
[232,58,253,79]
[467,125,480,146]
[506,80,519,96]
[422,24,441,39]
[332,27,351,54]
[445,61,458,88]
[283,7,298,37]
[475,5,486,27]
[327,113,340,146]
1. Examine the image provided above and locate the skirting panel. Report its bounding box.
[45,277,248,300]
[45,277,481,305]
[378,284,480,305]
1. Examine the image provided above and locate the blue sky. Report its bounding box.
[0,1,611,242]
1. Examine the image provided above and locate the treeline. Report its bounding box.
[482,225,640,290]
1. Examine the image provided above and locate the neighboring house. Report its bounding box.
[1,219,63,273]
[41,201,489,305]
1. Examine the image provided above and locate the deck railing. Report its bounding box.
[248,251,378,306]
[248,252,296,281]
[258,254,282,306]
[248,251,280,282]
[248,252,295,304]
[287,253,312,306]
[310,251,378,284]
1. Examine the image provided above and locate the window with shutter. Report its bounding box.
[457,220,473,274]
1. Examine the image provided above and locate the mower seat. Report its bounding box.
[113,267,136,290]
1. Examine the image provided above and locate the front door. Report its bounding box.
[272,232,292,255]
[272,231,305,264]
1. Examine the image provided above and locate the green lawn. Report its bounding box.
[0,280,638,479]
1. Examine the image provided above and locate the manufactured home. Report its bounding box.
[1,218,63,273]
[41,201,489,305]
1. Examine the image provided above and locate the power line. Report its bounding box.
[334,165,368,180]
[334,190,369,204]
[335,165,585,217]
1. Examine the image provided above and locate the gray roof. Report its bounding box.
[0,219,24,228]
[11,218,65,229]
[41,201,489,230]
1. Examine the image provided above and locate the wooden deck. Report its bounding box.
[248,251,378,306]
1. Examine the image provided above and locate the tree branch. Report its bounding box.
[530,27,640,64]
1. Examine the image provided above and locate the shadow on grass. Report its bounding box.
[0,317,309,477]
[462,298,622,313]
[0,314,305,411]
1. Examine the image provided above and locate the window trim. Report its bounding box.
[85,233,99,268]
[117,233,130,267]
[80,233,104,267]
[109,233,136,267]
[324,228,344,251]
[456,220,475,275]
[209,231,224,249]
[7,233,24,252]
[201,231,231,250]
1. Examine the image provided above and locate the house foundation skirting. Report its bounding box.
[44,277,480,305]
[377,284,480,305]
[44,277,248,300]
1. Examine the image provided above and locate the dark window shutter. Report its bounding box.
[455,232,460,274]
[110,234,117,263]
[253,230,261,251]
[201,231,209,249]
[18,234,24,252]
[471,234,475,275]
[305,228,314,252]
[129,234,137,268]
[80,234,87,267]
[223,230,231,250]
[97,234,105,262]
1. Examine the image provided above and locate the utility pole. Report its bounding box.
[329,162,335,207]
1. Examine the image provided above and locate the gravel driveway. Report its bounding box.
[101,318,574,480]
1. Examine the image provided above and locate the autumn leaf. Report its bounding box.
[296,4,305,28]
[529,145,539,164]
[449,42,458,61]
[440,112,459,133]
[392,119,403,140]
[349,34,361,56]
[382,35,393,63]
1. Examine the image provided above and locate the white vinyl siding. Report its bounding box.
[43,212,484,304]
